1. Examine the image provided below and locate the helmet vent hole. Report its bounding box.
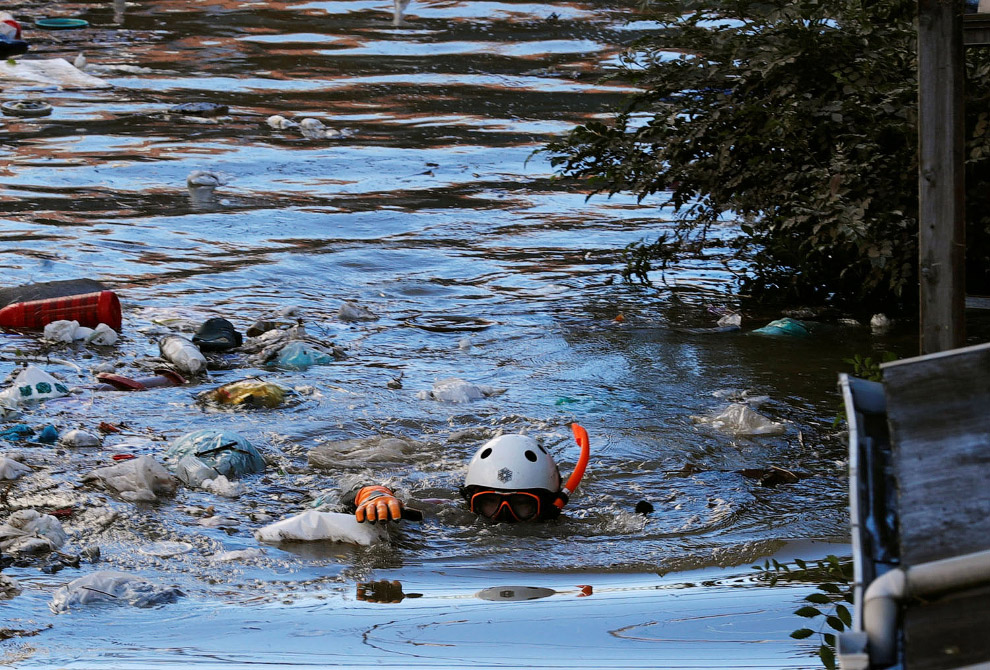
[480,448,492,459]
[537,444,547,454]
[524,450,538,462]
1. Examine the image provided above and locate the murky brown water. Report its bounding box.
[0,0,923,666]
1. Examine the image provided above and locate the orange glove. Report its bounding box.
[354,485,404,523]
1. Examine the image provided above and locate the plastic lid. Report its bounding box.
[35,18,90,29]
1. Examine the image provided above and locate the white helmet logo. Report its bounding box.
[497,467,513,483]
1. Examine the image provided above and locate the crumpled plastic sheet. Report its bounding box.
[0,455,31,480]
[82,455,178,502]
[254,509,386,546]
[691,403,787,436]
[164,429,265,487]
[49,570,183,613]
[0,509,68,554]
[416,377,500,403]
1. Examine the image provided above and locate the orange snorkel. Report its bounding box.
[554,423,591,509]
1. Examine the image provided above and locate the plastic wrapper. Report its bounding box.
[0,365,70,405]
[691,403,787,436]
[199,379,288,408]
[164,429,265,487]
[416,377,499,403]
[0,509,68,554]
[0,455,31,480]
[82,455,178,502]
[254,510,386,546]
[49,571,183,613]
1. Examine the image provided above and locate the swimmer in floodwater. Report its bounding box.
[342,423,591,525]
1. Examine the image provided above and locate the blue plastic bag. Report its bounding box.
[751,318,810,337]
[164,429,265,487]
[274,341,334,370]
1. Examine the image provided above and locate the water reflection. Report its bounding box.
[0,0,870,666]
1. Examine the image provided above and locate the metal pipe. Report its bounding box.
[863,548,990,667]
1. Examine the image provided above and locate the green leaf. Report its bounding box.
[790,628,815,639]
[826,616,845,631]
[805,593,832,605]
[836,604,852,627]
[795,606,822,618]
[819,644,836,670]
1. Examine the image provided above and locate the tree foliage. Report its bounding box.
[546,0,990,314]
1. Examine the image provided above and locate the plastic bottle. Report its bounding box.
[159,335,207,375]
[0,291,121,331]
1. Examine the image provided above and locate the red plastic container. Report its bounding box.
[0,290,121,331]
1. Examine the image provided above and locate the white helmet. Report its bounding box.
[464,434,561,492]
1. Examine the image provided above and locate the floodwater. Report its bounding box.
[0,0,921,667]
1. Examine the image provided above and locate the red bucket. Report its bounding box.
[0,290,121,331]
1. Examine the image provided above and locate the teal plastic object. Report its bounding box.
[38,424,59,443]
[164,429,265,486]
[752,317,811,337]
[35,18,90,30]
[275,341,333,370]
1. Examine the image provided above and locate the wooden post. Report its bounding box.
[917,0,966,354]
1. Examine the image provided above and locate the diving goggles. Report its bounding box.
[469,490,548,522]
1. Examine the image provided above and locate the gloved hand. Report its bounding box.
[354,485,404,523]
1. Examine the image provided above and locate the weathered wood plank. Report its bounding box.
[917,0,966,353]
[882,342,990,565]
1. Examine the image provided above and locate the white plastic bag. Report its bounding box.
[0,509,68,554]
[83,455,178,502]
[43,319,80,343]
[59,429,102,448]
[0,365,70,405]
[416,377,499,403]
[0,455,31,480]
[253,510,386,546]
[691,403,787,436]
[49,571,182,613]
[86,323,118,346]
